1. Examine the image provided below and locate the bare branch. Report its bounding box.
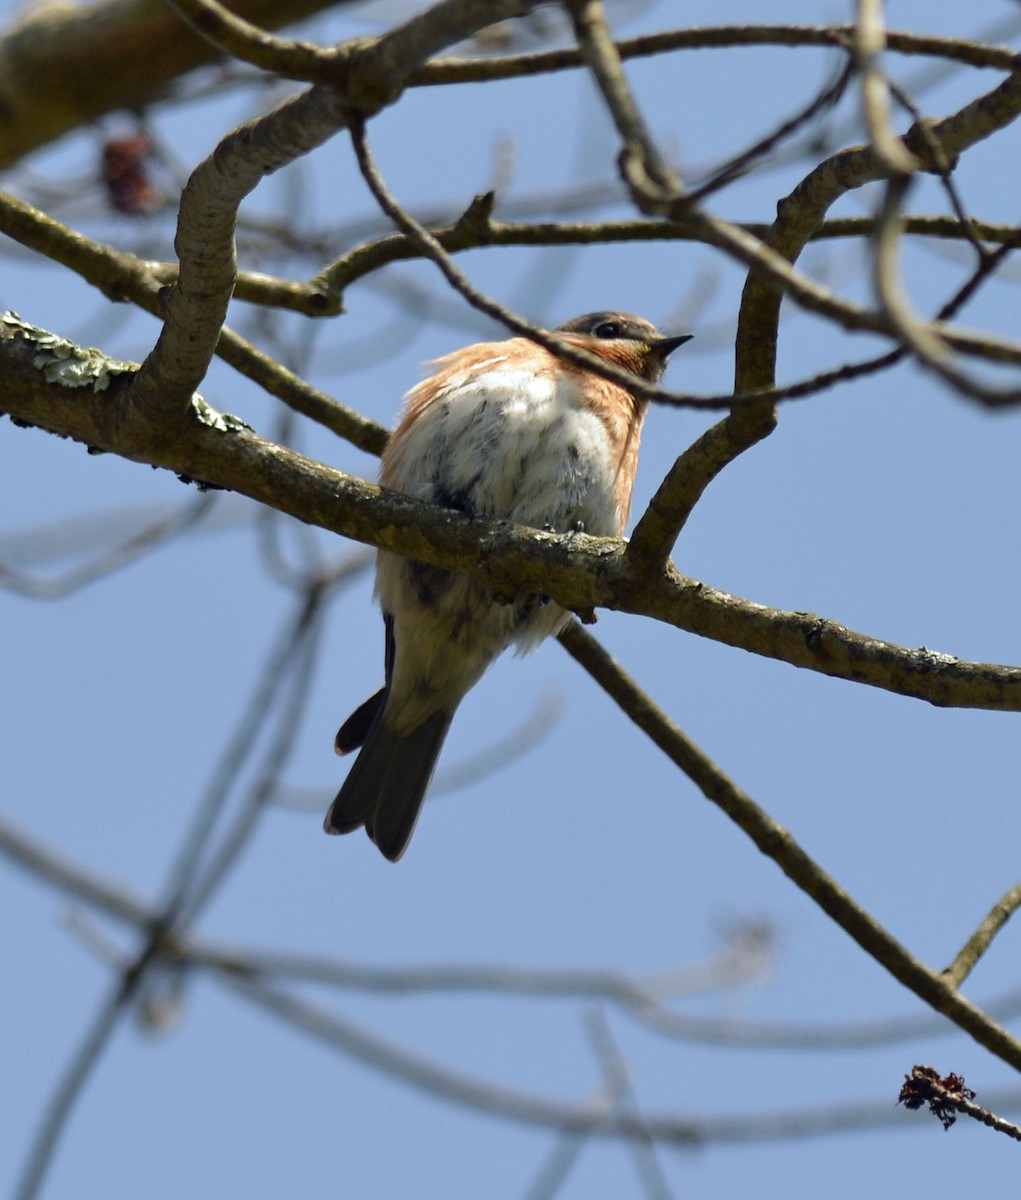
[10,7,1021,1190]
[174,589,327,924]
[0,189,386,449]
[165,0,540,93]
[219,969,706,1144]
[0,0,344,169]
[13,979,129,1200]
[416,24,1021,88]
[6,317,1021,710]
[854,0,919,174]
[564,0,680,197]
[623,50,1021,567]
[872,176,1021,404]
[686,58,855,206]
[162,0,357,79]
[942,882,1021,990]
[556,622,1021,1072]
[322,211,1021,299]
[0,817,152,928]
[582,1010,676,1200]
[728,58,1021,392]
[127,0,547,422]
[0,810,764,1012]
[899,1065,1021,1140]
[345,115,697,400]
[0,493,215,598]
[7,806,1021,1059]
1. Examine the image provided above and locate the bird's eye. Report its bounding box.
[592,320,622,338]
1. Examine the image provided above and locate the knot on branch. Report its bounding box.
[451,192,496,243]
[332,39,406,116]
[902,117,959,175]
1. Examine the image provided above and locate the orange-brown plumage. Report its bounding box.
[325,311,690,861]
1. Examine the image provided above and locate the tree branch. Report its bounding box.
[622,44,1021,567]
[942,882,1021,990]
[415,25,1020,88]
[556,622,1021,1073]
[5,314,1021,710]
[0,0,356,169]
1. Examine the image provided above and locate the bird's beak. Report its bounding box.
[651,333,693,358]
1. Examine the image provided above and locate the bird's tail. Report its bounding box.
[323,708,452,862]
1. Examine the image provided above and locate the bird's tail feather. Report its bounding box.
[323,710,452,862]
[334,686,387,755]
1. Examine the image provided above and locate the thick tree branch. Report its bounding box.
[2,13,1015,171]
[165,0,536,95]
[126,84,348,421]
[8,8,1021,1192]
[162,0,363,79]
[4,317,1021,712]
[0,190,386,449]
[125,0,545,427]
[0,0,349,169]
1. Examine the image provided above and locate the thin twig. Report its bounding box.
[345,114,699,404]
[898,1065,1021,1140]
[888,77,989,261]
[157,587,326,919]
[564,0,680,198]
[872,175,1021,404]
[555,621,1021,1072]
[13,981,129,1200]
[0,494,215,598]
[414,25,1021,89]
[942,881,1021,989]
[686,58,855,206]
[176,585,328,923]
[583,1010,676,1200]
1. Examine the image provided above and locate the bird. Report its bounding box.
[323,311,691,861]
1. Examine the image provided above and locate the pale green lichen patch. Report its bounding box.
[191,394,250,433]
[3,311,249,431]
[3,311,137,391]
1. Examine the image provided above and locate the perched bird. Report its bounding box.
[324,311,691,861]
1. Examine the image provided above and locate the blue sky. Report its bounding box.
[4,1,1021,1196]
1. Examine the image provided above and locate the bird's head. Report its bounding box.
[554,311,692,383]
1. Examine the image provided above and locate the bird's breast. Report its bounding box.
[384,366,636,535]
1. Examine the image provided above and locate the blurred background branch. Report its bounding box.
[5,2,1021,1198]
